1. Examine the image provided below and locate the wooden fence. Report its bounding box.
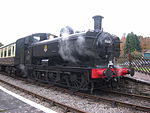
[116,54,150,75]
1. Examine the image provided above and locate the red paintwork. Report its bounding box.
[91,68,129,79]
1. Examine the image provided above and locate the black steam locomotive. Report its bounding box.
[0,15,134,91]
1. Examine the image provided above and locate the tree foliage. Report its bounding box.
[124,32,141,54]
[139,37,150,50]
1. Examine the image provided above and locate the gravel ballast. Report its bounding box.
[0,74,146,113]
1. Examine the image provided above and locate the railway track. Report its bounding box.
[26,77,150,112]
[75,92,150,112]
[0,74,150,112]
[98,89,150,100]
[0,79,86,113]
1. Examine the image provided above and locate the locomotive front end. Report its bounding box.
[92,15,120,60]
[90,15,134,80]
[91,67,134,79]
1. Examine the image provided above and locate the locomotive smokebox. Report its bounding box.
[92,15,104,32]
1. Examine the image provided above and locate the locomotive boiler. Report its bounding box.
[29,16,120,67]
[0,15,134,91]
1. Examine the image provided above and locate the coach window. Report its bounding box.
[12,46,14,55]
[0,49,1,58]
[8,46,11,56]
[4,48,7,57]
[1,49,3,57]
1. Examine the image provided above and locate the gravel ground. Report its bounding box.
[0,74,147,113]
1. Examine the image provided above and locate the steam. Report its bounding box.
[61,29,70,38]
[58,34,79,63]
[60,26,74,38]
[20,64,25,71]
[19,64,26,77]
[58,28,95,63]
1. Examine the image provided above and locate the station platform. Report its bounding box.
[126,71,150,84]
[0,86,57,113]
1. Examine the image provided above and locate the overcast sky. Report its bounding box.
[0,0,150,45]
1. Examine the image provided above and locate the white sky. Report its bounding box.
[0,0,150,45]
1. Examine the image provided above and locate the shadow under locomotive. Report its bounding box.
[0,15,134,92]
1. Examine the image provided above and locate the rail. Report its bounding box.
[0,79,86,113]
[0,77,150,112]
[99,89,150,100]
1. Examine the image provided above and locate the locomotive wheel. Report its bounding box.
[7,67,11,76]
[47,72,57,84]
[66,73,88,90]
[28,69,36,79]
[10,67,16,77]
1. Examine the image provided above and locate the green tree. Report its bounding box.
[0,42,3,47]
[124,32,141,54]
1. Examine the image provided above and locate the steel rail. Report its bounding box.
[0,79,86,113]
[0,73,150,112]
[74,92,150,112]
[23,78,150,112]
[99,89,150,100]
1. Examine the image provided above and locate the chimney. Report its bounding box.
[92,15,104,32]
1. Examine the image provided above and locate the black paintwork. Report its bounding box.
[26,31,120,68]
[0,16,122,90]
